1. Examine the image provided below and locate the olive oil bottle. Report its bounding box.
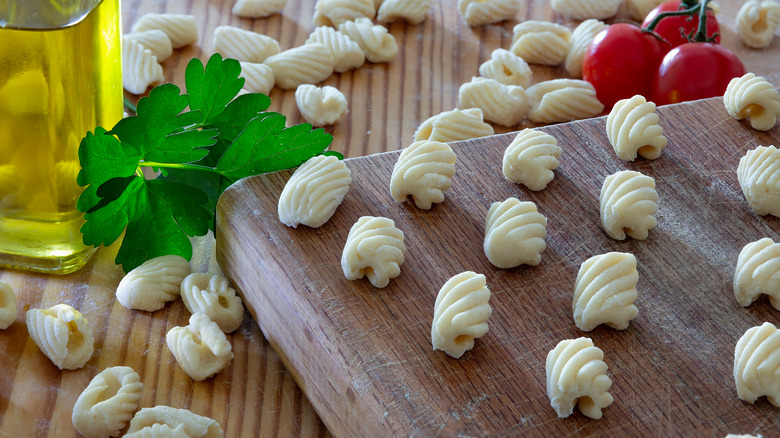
[0,1,123,274]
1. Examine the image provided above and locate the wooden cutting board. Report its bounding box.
[217,96,780,436]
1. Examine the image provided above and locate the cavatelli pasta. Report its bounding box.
[458,77,528,127]
[599,170,658,240]
[737,145,780,217]
[0,281,17,330]
[724,73,780,131]
[413,108,494,143]
[432,271,492,358]
[295,84,349,126]
[734,238,780,310]
[377,0,432,24]
[527,79,604,123]
[123,30,173,62]
[511,21,571,66]
[341,216,406,288]
[606,95,667,161]
[181,273,245,333]
[390,140,457,209]
[232,0,288,18]
[278,154,352,228]
[478,48,532,88]
[457,0,522,26]
[736,0,780,49]
[551,0,621,20]
[263,43,335,89]
[573,252,639,331]
[116,255,192,312]
[166,313,233,381]
[734,322,780,406]
[131,14,198,49]
[338,18,398,63]
[625,0,666,20]
[546,337,613,419]
[305,26,365,72]
[239,62,275,95]
[502,128,562,191]
[313,0,376,28]
[483,198,547,269]
[213,26,281,63]
[126,406,224,438]
[26,304,94,370]
[565,19,607,78]
[122,39,164,95]
[71,366,143,438]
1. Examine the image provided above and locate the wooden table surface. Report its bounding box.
[1,0,778,436]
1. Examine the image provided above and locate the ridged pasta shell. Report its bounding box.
[239,62,275,95]
[72,366,143,438]
[122,39,164,95]
[734,322,780,406]
[295,84,349,127]
[123,30,173,62]
[724,73,780,131]
[390,140,457,209]
[565,19,607,78]
[478,48,532,88]
[232,0,288,18]
[546,337,613,419]
[737,145,780,217]
[263,43,335,89]
[599,170,658,240]
[213,26,281,63]
[736,0,780,49]
[625,0,666,20]
[181,273,245,333]
[432,271,492,359]
[131,14,198,49]
[511,21,571,66]
[413,108,494,143]
[484,198,547,269]
[125,423,188,438]
[573,252,639,331]
[457,0,522,26]
[338,18,398,63]
[502,128,562,191]
[734,238,780,309]
[26,304,94,370]
[458,77,528,127]
[305,26,365,72]
[527,79,604,123]
[314,0,376,28]
[551,0,621,20]
[116,255,192,312]
[607,95,667,161]
[126,406,224,438]
[377,0,432,24]
[166,313,233,381]
[341,216,406,288]
[278,155,352,228]
[0,280,17,330]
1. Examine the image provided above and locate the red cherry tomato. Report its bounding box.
[583,23,670,109]
[652,43,745,105]
[642,0,720,48]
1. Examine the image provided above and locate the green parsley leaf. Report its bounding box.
[186,54,244,125]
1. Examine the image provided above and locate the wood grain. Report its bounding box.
[216,96,780,436]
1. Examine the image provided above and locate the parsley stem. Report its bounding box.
[139,161,225,175]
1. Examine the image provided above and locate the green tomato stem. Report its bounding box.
[644,3,701,32]
[694,0,711,42]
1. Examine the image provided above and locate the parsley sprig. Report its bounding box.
[77,54,340,272]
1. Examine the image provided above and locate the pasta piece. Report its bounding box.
[278,155,352,228]
[0,281,16,329]
[166,313,233,381]
[130,14,198,49]
[123,30,173,62]
[737,145,780,217]
[126,406,224,438]
[527,79,604,123]
[338,18,398,63]
[478,48,532,88]
[457,0,521,26]
[724,73,780,131]
[413,108,494,143]
[599,170,658,240]
[181,273,245,333]
[341,216,406,288]
[71,366,143,438]
[116,255,192,312]
[734,322,780,406]
[390,140,457,209]
[546,337,613,419]
[606,94,667,161]
[122,39,164,95]
[625,0,665,20]
[313,0,376,27]
[565,19,607,78]
[573,252,639,331]
[511,21,571,66]
[734,238,780,309]
[295,84,349,126]
[736,0,780,49]
[239,62,275,95]
[502,128,562,191]
[305,26,365,72]
[431,271,492,358]
[125,423,188,438]
[458,77,528,127]
[483,198,547,269]
[26,304,94,370]
[377,0,432,23]
[213,26,281,64]
[263,44,335,90]
[232,0,288,18]
[551,0,621,20]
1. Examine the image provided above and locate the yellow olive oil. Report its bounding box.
[0,0,123,274]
